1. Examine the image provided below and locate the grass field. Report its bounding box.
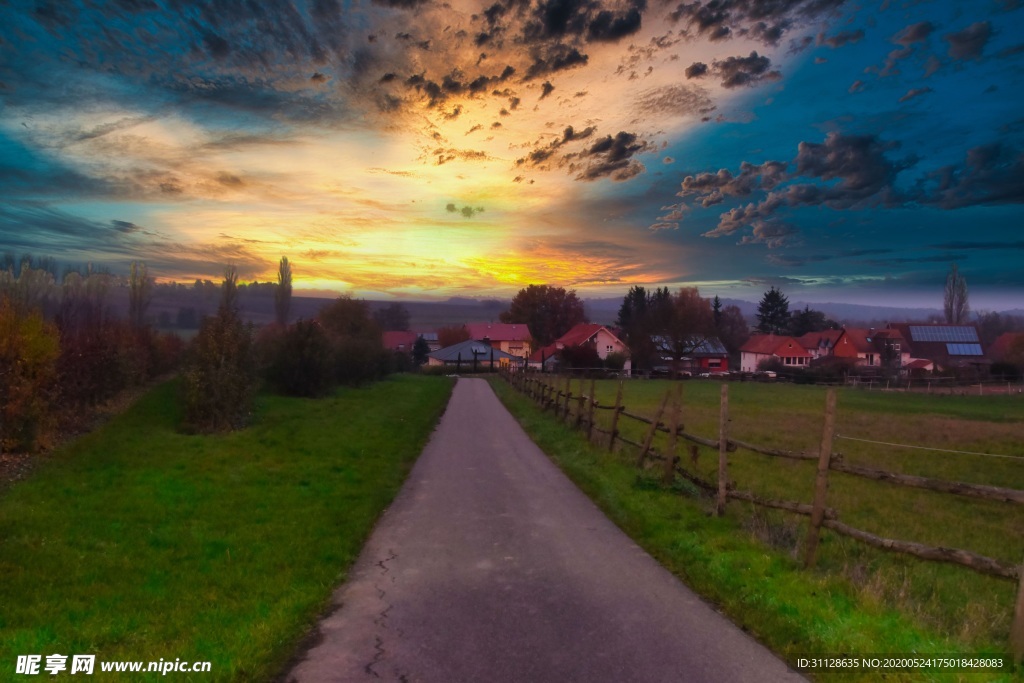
[492,376,1024,680]
[0,374,453,680]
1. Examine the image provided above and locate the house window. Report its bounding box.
[709,359,721,368]
[785,357,792,365]
[867,354,875,365]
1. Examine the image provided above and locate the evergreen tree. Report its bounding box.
[756,287,790,334]
[412,335,430,366]
[275,256,292,327]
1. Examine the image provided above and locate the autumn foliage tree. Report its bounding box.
[0,296,59,452]
[500,284,585,346]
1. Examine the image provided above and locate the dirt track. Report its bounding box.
[285,377,805,682]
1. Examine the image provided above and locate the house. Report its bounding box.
[797,329,843,360]
[886,323,988,372]
[831,328,910,369]
[427,339,518,369]
[739,335,811,372]
[464,323,533,360]
[651,335,730,374]
[527,323,630,371]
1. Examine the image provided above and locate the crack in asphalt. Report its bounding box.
[364,549,398,678]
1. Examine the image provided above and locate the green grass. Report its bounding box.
[491,376,1023,682]
[0,374,453,680]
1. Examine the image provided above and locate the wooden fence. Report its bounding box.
[498,368,1024,661]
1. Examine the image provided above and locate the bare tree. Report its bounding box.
[128,261,152,329]
[275,256,292,327]
[944,263,969,324]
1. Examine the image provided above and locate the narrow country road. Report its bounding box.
[284,378,805,683]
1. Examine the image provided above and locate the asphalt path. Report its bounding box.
[284,378,805,682]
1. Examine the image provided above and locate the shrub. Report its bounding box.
[262,319,335,397]
[605,351,628,370]
[181,269,258,433]
[0,297,60,452]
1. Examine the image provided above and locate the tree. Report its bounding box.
[944,263,969,324]
[500,284,585,346]
[788,305,837,337]
[275,256,292,327]
[412,335,430,366]
[716,304,749,356]
[128,261,152,329]
[712,295,723,327]
[437,325,470,348]
[653,287,716,374]
[181,266,258,433]
[373,302,411,331]
[756,287,790,334]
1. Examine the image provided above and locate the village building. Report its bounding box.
[739,335,811,372]
[427,339,517,369]
[464,323,533,360]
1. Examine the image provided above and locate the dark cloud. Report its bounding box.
[667,0,844,48]
[587,6,644,42]
[738,220,797,248]
[310,71,328,83]
[684,61,708,78]
[447,203,485,217]
[892,21,933,47]
[931,240,1024,251]
[848,79,864,93]
[540,81,555,99]
[433,148,490,165]
[572,131,651,181]
[898,87,932,103]
[683,133,914,243]
[945,21,992,60]
[372,0,431,8]
[817,28,863,48]
[678,160,788,207]
[633,83,714,118]
[111,220,142,233]
[919,143,1024,209]
[712,51,781,88]
[515,124,596,167]
[523,44,589,80]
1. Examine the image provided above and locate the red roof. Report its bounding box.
[797,329,843,351]
[464,322,532,342]
[555,323,606,347]
[740,335,811,357]
[529,343,559,363]
[382,330,418,351]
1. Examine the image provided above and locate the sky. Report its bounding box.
[1,0,1022,309]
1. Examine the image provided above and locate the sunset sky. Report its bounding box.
[1,0,1022,308]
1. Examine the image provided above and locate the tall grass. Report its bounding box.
[0,375,453,680]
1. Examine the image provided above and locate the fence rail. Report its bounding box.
[498,367,1024,662]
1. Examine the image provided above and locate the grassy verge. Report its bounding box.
[490,376,1022,682]
[0,374,453,680]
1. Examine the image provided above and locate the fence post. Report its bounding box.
[563,376,573,421]
[663,388,681,485]
[608,380,624,452]
[586,378,597,441]
[637,388,671,468]
[575,377,585,428]
[1011,560,1024,665]
[716,384,729,516]
[803,388,837,568]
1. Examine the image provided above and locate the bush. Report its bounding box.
[181,307,258,433]
[605,351,628,370]
[0,298,60,452]
[261,319,335,397]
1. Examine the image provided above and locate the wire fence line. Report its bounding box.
[834,434,1022,460]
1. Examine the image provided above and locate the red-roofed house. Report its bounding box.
[382,330,419,353]
[528,323,629,370]
[832,328,910,368]
[886,323,988,372]
[739,335,811,372]
[465,322,533,360]
[797,329,843,359]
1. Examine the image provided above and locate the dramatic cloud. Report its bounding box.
[712,51,781,88]
[633,84,714,118]
[919,143,1024,208]
[898,87,933,103]
[684,61,709,78]
[571,131,652,181]
[945,22,992,60]
[818,29,864,49]
[667,0,844,48]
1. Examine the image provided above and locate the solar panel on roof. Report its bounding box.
[946,343,983,356]
[909,326,979,343]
